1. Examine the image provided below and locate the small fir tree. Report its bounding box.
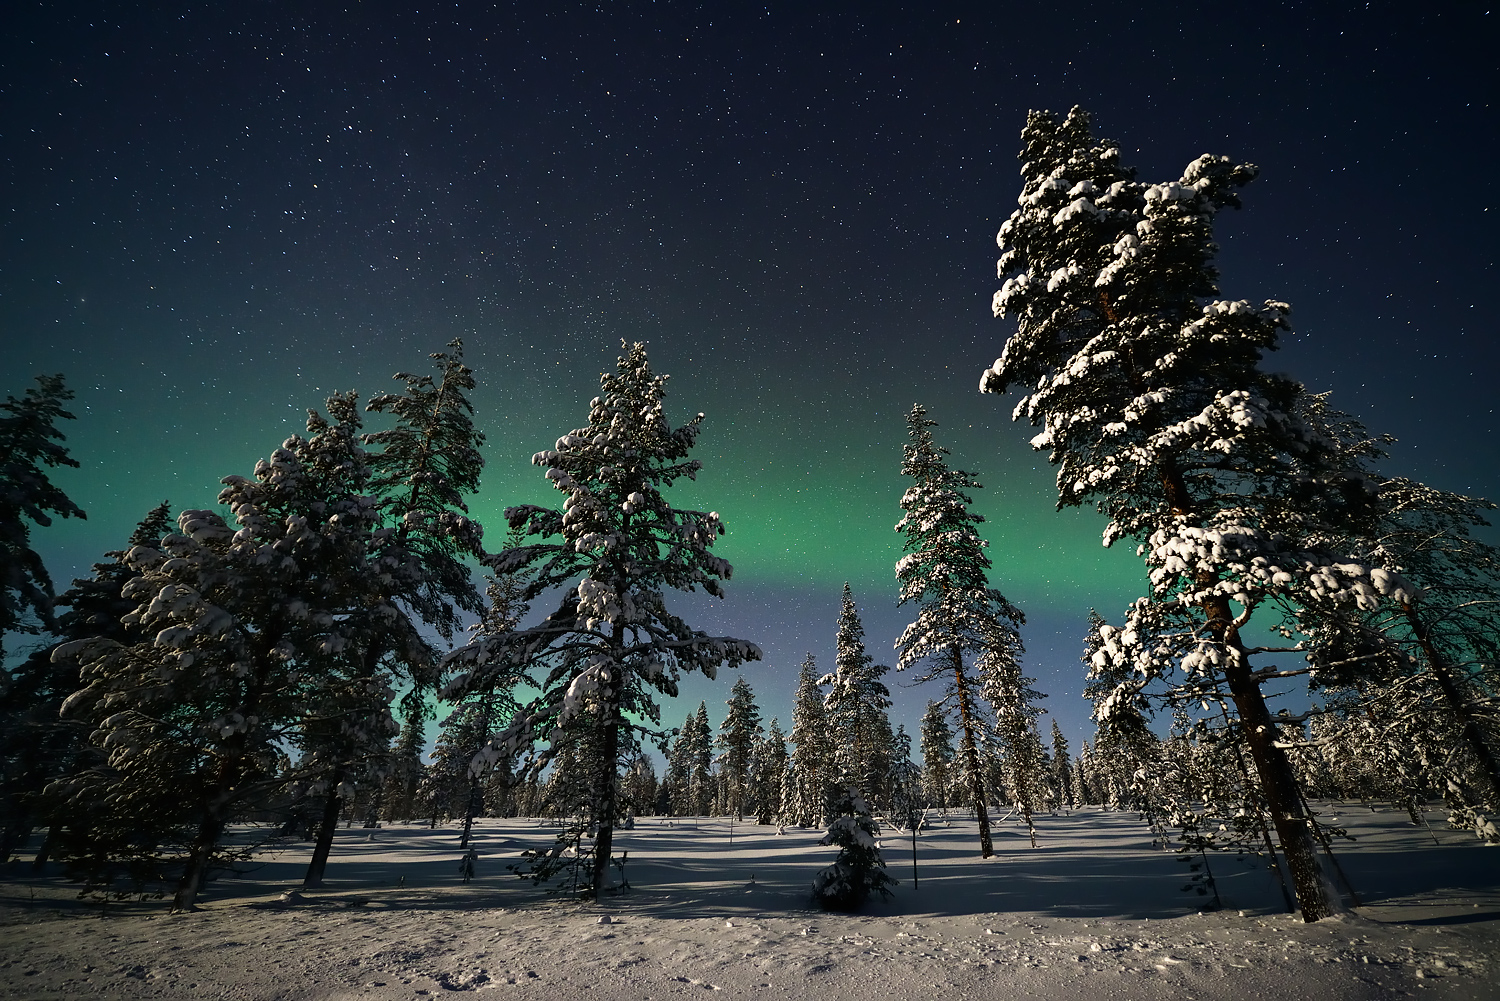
[918,700,956,816]
[753,718,789,825]
[812,785,896,911]
[1050,718,1075,809]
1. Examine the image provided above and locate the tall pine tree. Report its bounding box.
[717,677,762,821]
[894,405,1030,857]
[978,107,1422,919]
[442,342,759,898]
[785,655,832,827]
[822,584,893,809]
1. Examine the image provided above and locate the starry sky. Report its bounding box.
[4,1,1496,749]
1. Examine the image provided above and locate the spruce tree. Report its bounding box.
[442,342,759,898]
[299,340,491,887]
[717,677,762,821]
[422,695,512,845]
[977,107,1427,920]
[0,374,86,659]
[753,718,789,825]
[785,655,832,827]
[822,584,893,807]
[53,395,426,909]
[664,723,693,816]
[686,701,715,816]
[895,405,1030,857]
[380,714,426,823]
[1050,719,1075,809]
[1,501,171,864]
[918,700,956,816]
[983,649,1046,846]
[812,785,896,911]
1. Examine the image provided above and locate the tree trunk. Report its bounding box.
[173,810,226,911]
[1159,461,1333,921]
[302,768,345,888]
[30,825,54,870]
[1220,629,1334,921]
[952,655,993,857]
[460,778,480,849]
[590,702,622,900]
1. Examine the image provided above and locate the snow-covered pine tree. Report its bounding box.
[441,342,760,898]
[983,650,1046,845]
[1050,719,1075,809]
[380,714,426,823]
[296,340,490,887]
[686,701,715,816]
[822,584,893,808]
[785,654,832,827]
[663,723,693,817]
[53,395,426,909]
[717,677,762,821]
[416,554,530,838]
[887,725,927,887]
[977,107,1424,920]
[1074,740,1098,806]
[363,338,487,645]
[0,374,86,660]
[1081,610,1161,815]
[753,718,789,825]
[1354,473,1500,805]
[812,785,896,911]
[622,748,658,820]
[918,700,956,815]
[1,501,171,865]
[421,694,512,845]
[895,405,1030,856]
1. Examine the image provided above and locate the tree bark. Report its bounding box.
[302,767,344,888]
[173,811,226,912]
[1159,461,1332,921]
[590,699,622,900]
[1218,611,1334,921]
[952,652,993,858]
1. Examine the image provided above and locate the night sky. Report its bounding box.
[4,2,1495,748]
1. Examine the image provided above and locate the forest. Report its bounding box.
[2,108,1497,939]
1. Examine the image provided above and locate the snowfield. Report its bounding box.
[2,805,1497,1000]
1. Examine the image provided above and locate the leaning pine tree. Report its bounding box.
[978,107,1420,920]
[442,341,760,900]
[894,404,1028,857]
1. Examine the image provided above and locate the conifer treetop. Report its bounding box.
[443,341,758,764]
[894,405,1024,688]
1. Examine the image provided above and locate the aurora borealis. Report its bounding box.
[4,3,1494,743]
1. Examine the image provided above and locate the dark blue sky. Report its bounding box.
[4,1,1495,746]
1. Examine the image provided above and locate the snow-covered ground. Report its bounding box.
[2,804,1497,1000]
